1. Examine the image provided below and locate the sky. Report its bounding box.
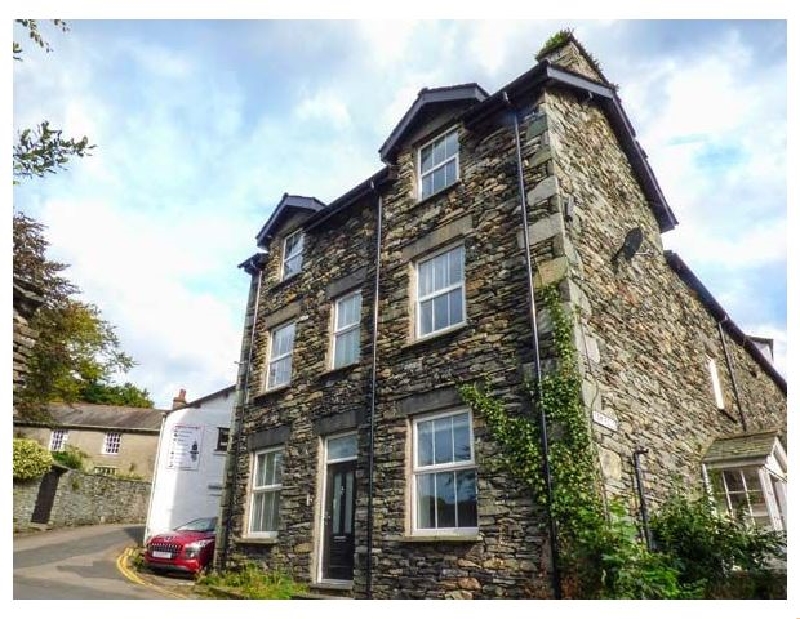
[12,19,788,409]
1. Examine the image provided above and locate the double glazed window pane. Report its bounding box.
[416,470,477,530]
[251,490,280,533]
[333,293,361,368]
[418,246,465,337]
[268,323,295,388]
[417,413,471,467]
[420,131,458,199]
[254,451,282,488]
[283,232,303,278]
[334,329,359,368]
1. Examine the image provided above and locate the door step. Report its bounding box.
[298,583,354,599]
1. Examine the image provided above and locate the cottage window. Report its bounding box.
[412,410,477,534]
[249,448,283,537]
[49,428,68,452]
[282,230,304,280]
[266,322,295,389]
[707,356,725,410]
[416,245,465,338]
[332,291,362,369]
[418,129,459,200]
[103,432,122,455]
[707,465,786,531]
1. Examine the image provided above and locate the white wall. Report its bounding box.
[144,389,234,540]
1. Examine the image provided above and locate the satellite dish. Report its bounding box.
[612,226,644,267]
[621,227,644,260]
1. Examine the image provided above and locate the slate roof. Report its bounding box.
[703,430,782,464]
[172,385,235,412]
[255,193,327,248]
[16,403,166,432]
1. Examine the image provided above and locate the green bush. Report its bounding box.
[199,562,306,599]
[13,437,53,480]
[51,445,88,470]
[651,491,786,597]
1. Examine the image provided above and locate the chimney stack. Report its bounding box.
[172,388,187,409]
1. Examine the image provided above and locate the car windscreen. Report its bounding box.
[175,517,217,532]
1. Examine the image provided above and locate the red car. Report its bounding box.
[144,517,217,576]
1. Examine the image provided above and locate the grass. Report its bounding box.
[198,562,307,600]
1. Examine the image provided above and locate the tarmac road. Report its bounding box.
[13,524,171,600]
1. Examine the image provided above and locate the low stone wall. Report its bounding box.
[49,469,151,527]
[13,468,151,528]
[13,478,41,528]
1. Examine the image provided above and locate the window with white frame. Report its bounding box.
[93,466,117,476]
[418,129,459,200]
[282,230,304,280]
[416,245,465,338]
[249,448,283,537]
[266,322,295,389]
[707,356,725,410]
[412,410,477,534]
[332,291,362,369]
[103,432,121,455]
[49,429,68,451]
[707,466,786,531]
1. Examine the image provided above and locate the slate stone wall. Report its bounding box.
[543,86,787,512]
[13,277,43,416]
[13,468,151,528]
[224,97,564,598]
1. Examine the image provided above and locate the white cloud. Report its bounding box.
[295,89,351,128]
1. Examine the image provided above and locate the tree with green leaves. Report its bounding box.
[14,20,152,419]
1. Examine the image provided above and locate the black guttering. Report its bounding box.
[255,193,327,248]
[379,83,489,163]
[305,166,396,232]
[664,250,786,394]
[462,61,678,234]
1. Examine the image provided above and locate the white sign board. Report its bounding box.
[592,410,618,432]
[167,424,204,470]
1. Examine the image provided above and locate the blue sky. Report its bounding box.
[12,19,787,408]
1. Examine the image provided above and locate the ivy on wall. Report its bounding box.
[461,282,786,599]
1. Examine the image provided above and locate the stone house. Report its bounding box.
[217,35,787,599]
[14,402,165,481]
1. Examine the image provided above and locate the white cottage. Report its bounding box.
[144,386,235,541]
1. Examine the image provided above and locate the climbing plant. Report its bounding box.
[461,281,786,599]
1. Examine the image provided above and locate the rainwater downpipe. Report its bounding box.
[717,318,747,432]
[365,185,382,600]
[220,261,263,570]
[633,447,653,551]
[506,91,562,600]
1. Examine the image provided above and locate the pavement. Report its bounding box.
[13,524,175,600]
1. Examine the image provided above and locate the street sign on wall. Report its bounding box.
[167,424,204,470]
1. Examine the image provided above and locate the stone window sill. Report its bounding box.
[235,537,279,545]
[311,581,353,591]
[395,534,483,543]
[401,322,471,352]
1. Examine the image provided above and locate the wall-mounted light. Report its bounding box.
[611,226,643,268]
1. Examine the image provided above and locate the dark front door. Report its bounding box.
[322,459,356,580]
[31,468,63,524]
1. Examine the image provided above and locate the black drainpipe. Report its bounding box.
[220,259,263,570]
[506,91,562,600]
[717,318,747,432]
[633,447,652,551]
[365,184,382,600]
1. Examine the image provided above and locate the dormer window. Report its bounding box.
[282,230,304,280]
[418,129,459,200]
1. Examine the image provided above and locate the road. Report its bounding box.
[13,524,171,600]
